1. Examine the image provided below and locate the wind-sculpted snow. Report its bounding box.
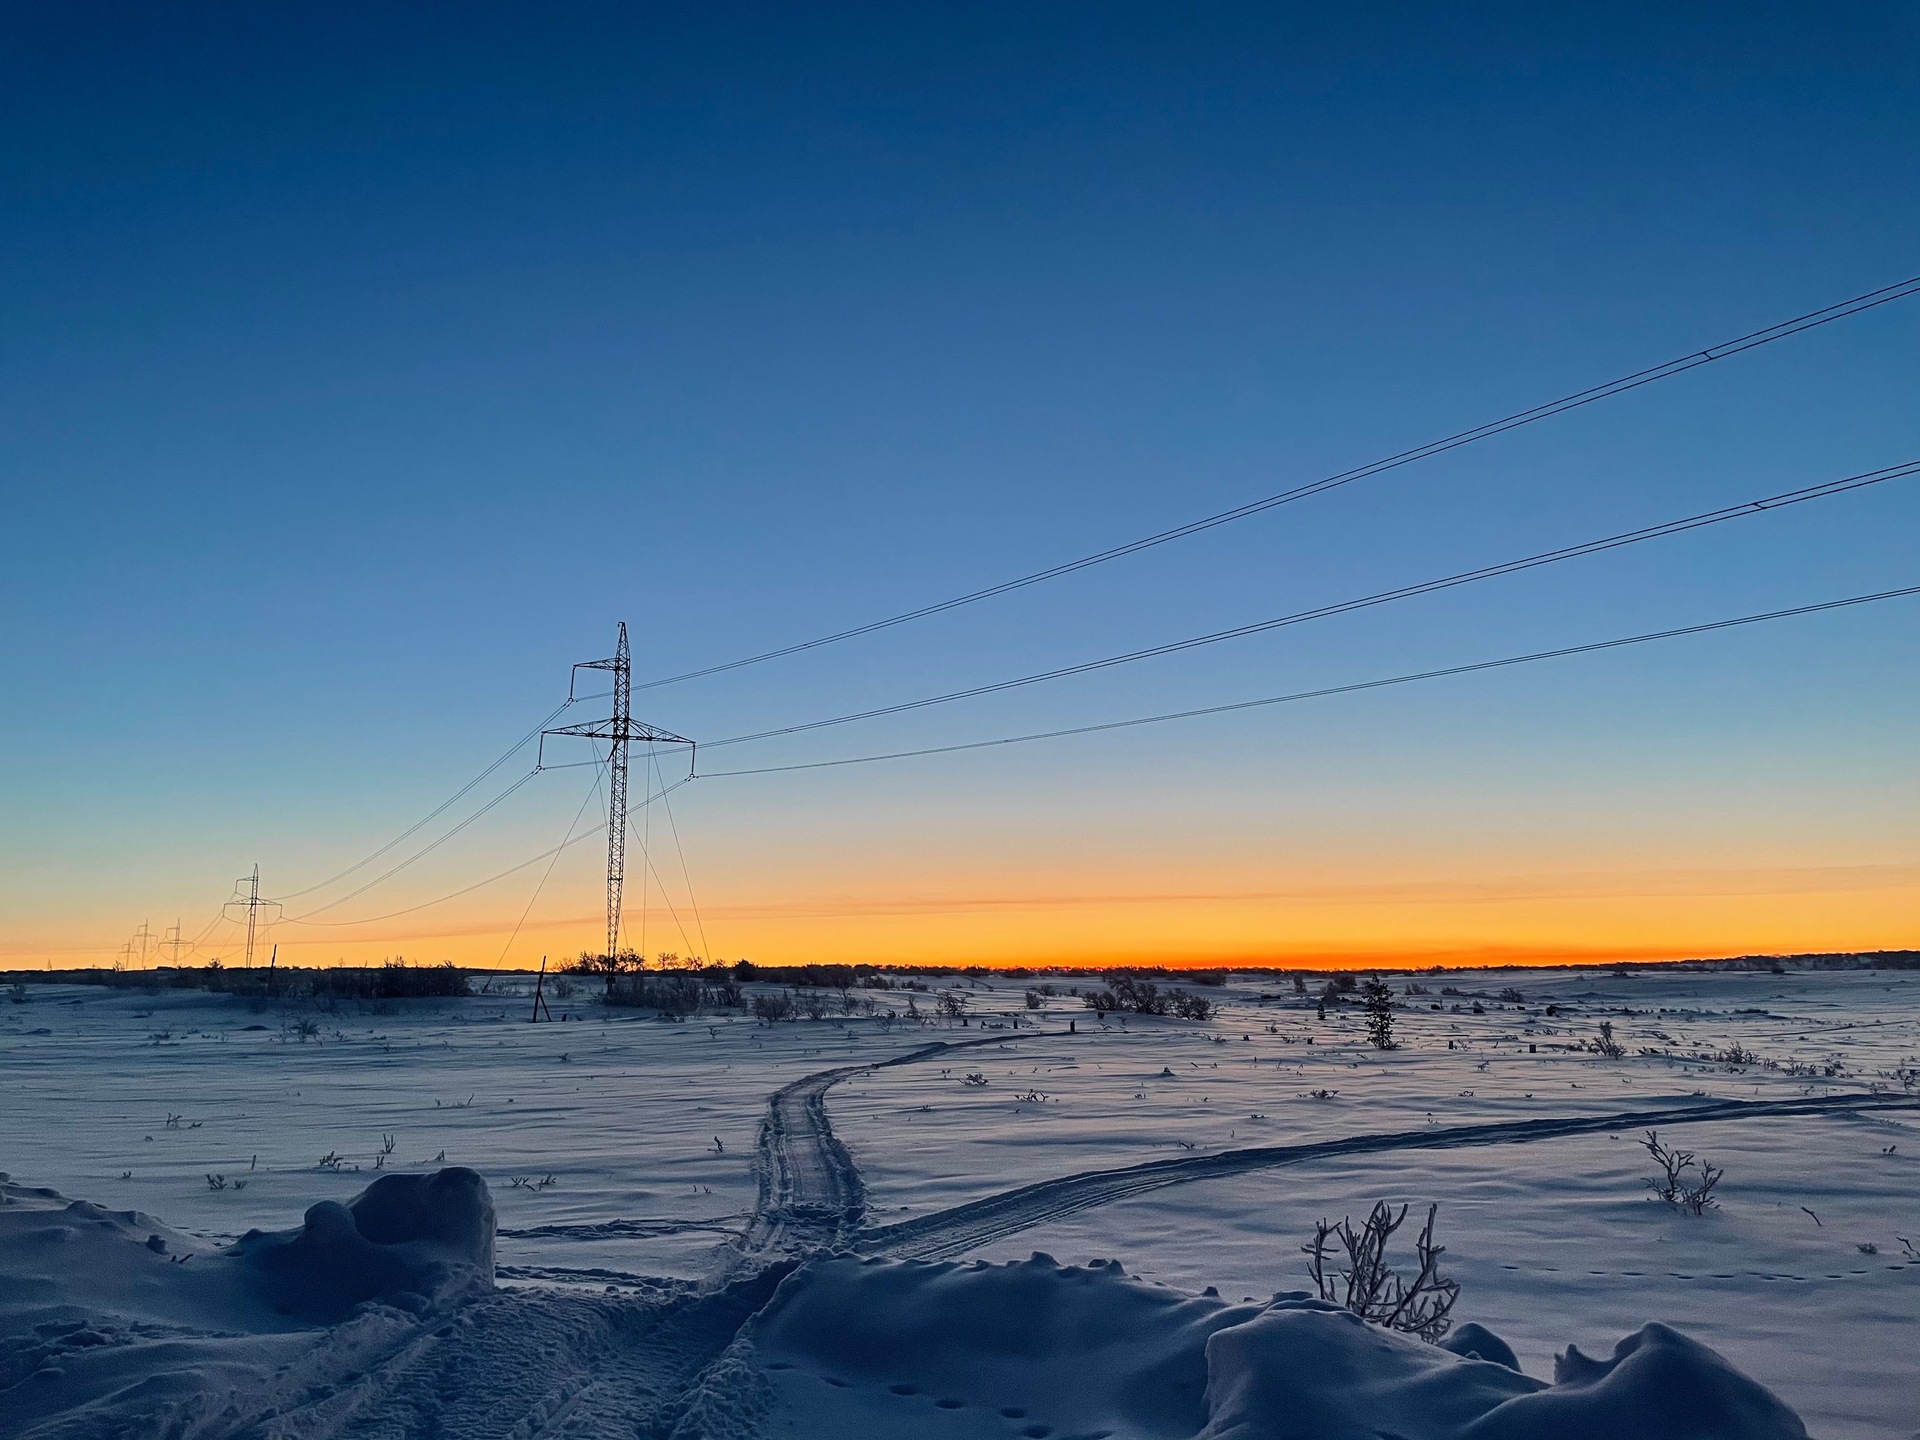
[857,1091,1920,1260]
[746,1253,1810,1440]
[0,1168,793,1439]
[1,1087,1878,1439]
[229,1166,495,1322]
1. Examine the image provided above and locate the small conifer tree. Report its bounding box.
[1363,979,1396,1050]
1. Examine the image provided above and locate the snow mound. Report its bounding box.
[227,1166,495,1322]
[1,1170,493,1438]
[746,1253,1810,1440]
[1200,1306,1809,1440]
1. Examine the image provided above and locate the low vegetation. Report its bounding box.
[1083,976,1215,1021]
[1303,1201,1459,1342]
[1642,1130,1723,1214]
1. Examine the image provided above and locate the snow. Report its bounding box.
[1,965,1916,1436]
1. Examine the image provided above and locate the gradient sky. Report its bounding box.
[4,3,1918,971]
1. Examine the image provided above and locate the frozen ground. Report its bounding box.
[2,965,1916,1437]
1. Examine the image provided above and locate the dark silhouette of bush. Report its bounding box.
[1084,976,1213,1021]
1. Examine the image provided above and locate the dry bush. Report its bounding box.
[750,991,795,1024]
[1588,1021,1626,1059]
[1642,1130,1722,1214]
[1303,1201,1458,1342]
[1083,977,1213,1020]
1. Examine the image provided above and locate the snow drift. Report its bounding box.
[225,1165,494,1322]
[3,1171,1812,1439]
[746,1253,1810,1440]
[0,1168,493,1438]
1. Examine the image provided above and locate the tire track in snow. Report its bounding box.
[738,1031,1055,1258]
[858,1091,1920,1261]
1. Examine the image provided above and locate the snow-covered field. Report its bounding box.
[3,966,1917,1437]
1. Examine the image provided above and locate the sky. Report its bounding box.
[3,2,1918,972]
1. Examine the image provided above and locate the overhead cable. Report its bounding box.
[704,459,1920,749]
[273,697,579,901]
[280,777,692,928]
[637,274,1920,693]
[284,767,545,919]
[493,762,607,967]
[696,583,1920,776]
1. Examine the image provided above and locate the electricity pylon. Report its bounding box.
[222,865,278,967]
[543,623,694,962]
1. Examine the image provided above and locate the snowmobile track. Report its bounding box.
[738,1031,1055,1258]
[858,1090,1920,1260]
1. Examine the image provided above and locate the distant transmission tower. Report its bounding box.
[543,623,694,961]
[222,865,279,967]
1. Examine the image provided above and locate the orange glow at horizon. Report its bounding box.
[23,858,1918,973]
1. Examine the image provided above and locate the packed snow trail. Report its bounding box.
[738,1032,1058,1259]
[857,1090,1920,1260]
[224,1266,793,1439]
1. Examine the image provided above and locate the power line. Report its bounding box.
[274,697,580,901]
[283,768,546,919]
[637,273,1920,693]
[278,777,692,929]
[694,582,1920,777]
[625,801,699,963]
[705,459,1920,749]
[494,762,607,968]
[654,749,715,963]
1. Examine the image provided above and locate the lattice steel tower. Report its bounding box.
[544,623,693,961]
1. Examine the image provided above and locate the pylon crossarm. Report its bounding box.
[544,720,692,745]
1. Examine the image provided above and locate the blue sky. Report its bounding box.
[3,3,1917,967]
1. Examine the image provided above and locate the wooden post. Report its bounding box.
[531,955,554,1023]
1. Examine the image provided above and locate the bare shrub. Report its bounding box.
[606,974,705,1020]
[750,991,794,1024]
[1083,976,1213,1020]
[567,947,639,995]
[1642,1130,1722,1214]
[1303,1201,1458,1342]
[937,990,969,1024]
[1172,990,1214,1021]
[1588,1021,1626,1059]
[1024,988,1044,1010]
